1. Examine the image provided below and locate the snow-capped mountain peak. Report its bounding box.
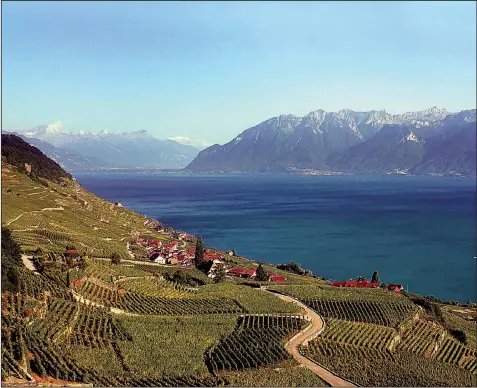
[167,136,210,150]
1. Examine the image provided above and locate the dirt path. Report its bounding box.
[21,255,37,272]
[114,275,155,284]
[71,290,139,316]
[94,257,178,268]
[4,213,23,226]
[263,288,357,387]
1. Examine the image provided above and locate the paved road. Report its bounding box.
[263,288,357,387]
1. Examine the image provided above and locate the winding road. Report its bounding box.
[263,288,357,387]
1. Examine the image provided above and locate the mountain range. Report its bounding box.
[187,107,476,176]
[5,123,200,170]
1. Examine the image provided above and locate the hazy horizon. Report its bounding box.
[2,1,476,145]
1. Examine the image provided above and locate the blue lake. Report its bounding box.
[74,172,476,303]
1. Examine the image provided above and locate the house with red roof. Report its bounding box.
[332,281,347,287]
[226,268,247,276]
[332,280,380,288]
[388,284,403,293]
[269,275,286,282]
[148,239,162,248]
[167,241,178,249]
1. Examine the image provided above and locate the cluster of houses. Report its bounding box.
[133,237,196,266]
[331,279,404,294]
[132,235,286,282]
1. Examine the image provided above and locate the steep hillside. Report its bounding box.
[409,122,477,176]
[1,134,72,183]
[327,125,425,173]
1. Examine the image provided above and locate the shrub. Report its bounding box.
[111,253,121,265]
[450,329,467,345]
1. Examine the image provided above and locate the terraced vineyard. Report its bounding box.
[303,299,416,326]
[206,314,308,373]
[77,281,244,315]
[304,338,476,386]
[30,298,132,348]
[120,277,196,298]
[397,320,444,356]
[320,318,396,350]
[132,263,211,283]
[118,376,224,387]
[17,267,73,300]
[436,337,477,373]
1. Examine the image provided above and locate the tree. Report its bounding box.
[1,227,22,293]
[77,257,89,270]
[371,271,380,284]
[7,267,21,293]
[214,263,226,283]
[255,264,268,282]
[111,253,121,265]
[277,261,305,276]
[194,237,205,267]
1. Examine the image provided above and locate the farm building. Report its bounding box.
[269,275,286,282]
[388,284,403,293]
[331,280,379,288]
[331,281,346,287]
[205,252,222,261]
[226,268,247,277]
[150,252,166,264]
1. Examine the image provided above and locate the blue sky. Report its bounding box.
[2,1,476,145]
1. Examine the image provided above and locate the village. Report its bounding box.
[124,216,408,289]
[129,226,287,282]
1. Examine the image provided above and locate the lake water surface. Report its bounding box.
[74,172,476,303]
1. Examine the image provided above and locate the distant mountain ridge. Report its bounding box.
[187,107,476,176]
[2,131,110,171]
[9,124,200,170]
